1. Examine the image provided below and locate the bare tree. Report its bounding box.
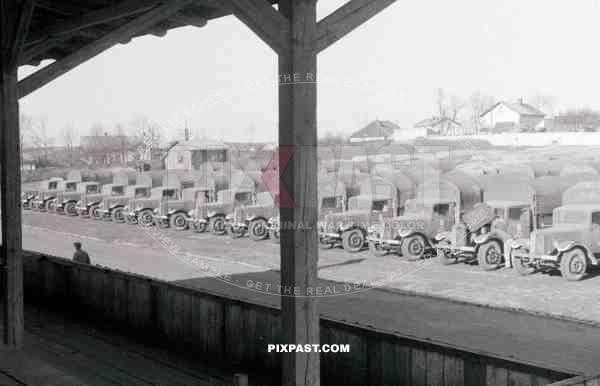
[528,93,558,116]
[29,116,54,165]
[466,91,496,135]
[61,124,78,167]
[129,116,163,159]
[436,88,465,135]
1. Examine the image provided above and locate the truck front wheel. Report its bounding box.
[342,229,364,253]
[170,213,188,231]
[560,248,588,281]
[401,235,427,261]
[210,216,226,235]
[477,240,503,271]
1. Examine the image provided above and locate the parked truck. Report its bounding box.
[54,182,101,216]
[367,171,483,260]
[320,171,416,253]
[125,186,180,226]
[76,183,122,218]
[188,188,256,235]
[434,175,563,269]
[510,181,600,281]
[86,184,126,219]
[153,186,208,230]
[31,178,65,211]
[98,184,151,222]
[229,192,279,240]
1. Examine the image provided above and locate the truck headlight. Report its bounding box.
[188,210,194,216]
[153,208,160,214]
[225,215,232,221]
[124,205,130,211]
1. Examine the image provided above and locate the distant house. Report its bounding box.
[164,141,229,171]
[480,99,546,133]
[414,116,462,136]
[350,120,400,143]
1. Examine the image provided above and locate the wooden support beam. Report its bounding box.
[229,0,290,54]
[277,1,319,385]
[315,0,397,53]
[18,0,191,98]
[25,0,159,47]
[9,0,35,67]
[0,0,24,348]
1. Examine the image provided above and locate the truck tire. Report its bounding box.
[511,247,535,276]
[138,209,154,227]
[477,240,503,271]
[112,207,126,223]
[270,229,280,244]
[170,213,188,231]
[192,221,207,233]
[210,216,226,235]
[65,202,78,216]
[249,219,269,241]
[342,229,364,253]
[401,234,427,261]
[46,200,55,212]
[91,206,102,220]
[560,248,588,281]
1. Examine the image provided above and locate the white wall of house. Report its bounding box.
[164,148,192,170]
[482,104,521,129]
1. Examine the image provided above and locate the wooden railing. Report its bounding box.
[22,251,574,386]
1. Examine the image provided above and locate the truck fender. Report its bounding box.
[62,199,76,205]
[397,228,415,239]
[87,200,101,207]
[399,231,432,248]
[248,215,268,222]
[557,243,597,265]
[474,229,511,245]
[168,209,189,217]
[109,204,123,210]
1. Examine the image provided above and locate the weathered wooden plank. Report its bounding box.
[0,13,23,344]
[443,354,464,386]
[367,338,411,386]
[112,275,128,325]
[486,364,509,386]
[18,0,193,98]
[90,269,105,316]
[315,0,397,52]
[411,347,427,386]
[508,369,535,386]
[225,302,244,365]
[180,292,193,348]
[464,355,486,386]
[426,351,445,386]
[172,290,185,343]
[229,0,290,54]
[278,1,320,385]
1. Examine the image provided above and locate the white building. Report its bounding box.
[480,99,545,133]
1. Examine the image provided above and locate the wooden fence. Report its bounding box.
[22,251,575,386]
[546,374,600,386]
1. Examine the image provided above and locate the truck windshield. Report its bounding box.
[112,186,124,195]
[134,188,147,198]
[48,181,58,190]
[162,189,177,199]
[321,197,337,209]
[86,185,99,194]
[372,200,387,211]
[66,183,77,191]
[556,209,588,225]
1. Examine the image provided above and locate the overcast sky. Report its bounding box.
[19,0,600,144]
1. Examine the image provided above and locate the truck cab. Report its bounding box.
[98,185,149,222]
[75,182,113,217]
[125,186,180,226]
[153,186,206,230]
[51,180,84,215]
[32,178,64,211]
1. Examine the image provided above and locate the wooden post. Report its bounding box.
[1,0,25,348]
[278,1,319,385]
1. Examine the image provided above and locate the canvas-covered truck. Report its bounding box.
[125,186,180,226]
[268,172,351,244]
[153,186,207,231]
[75,183,120,218]
[54,181,101,216]
[229,192,279,240]
[434,175,563,269]
[320,172,416,253]
[367,171,483,260]
[99,184,151,222]
[188,188,256,235]
[31,178,65,211]
[509,181,600,281]
[85,184,126,219]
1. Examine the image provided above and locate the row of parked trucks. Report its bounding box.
[22,162,600,281]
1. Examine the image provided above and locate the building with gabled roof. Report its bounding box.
[414,116,462,136]
[480,99,546,133]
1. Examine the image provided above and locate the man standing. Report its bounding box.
[73,242,91,264]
